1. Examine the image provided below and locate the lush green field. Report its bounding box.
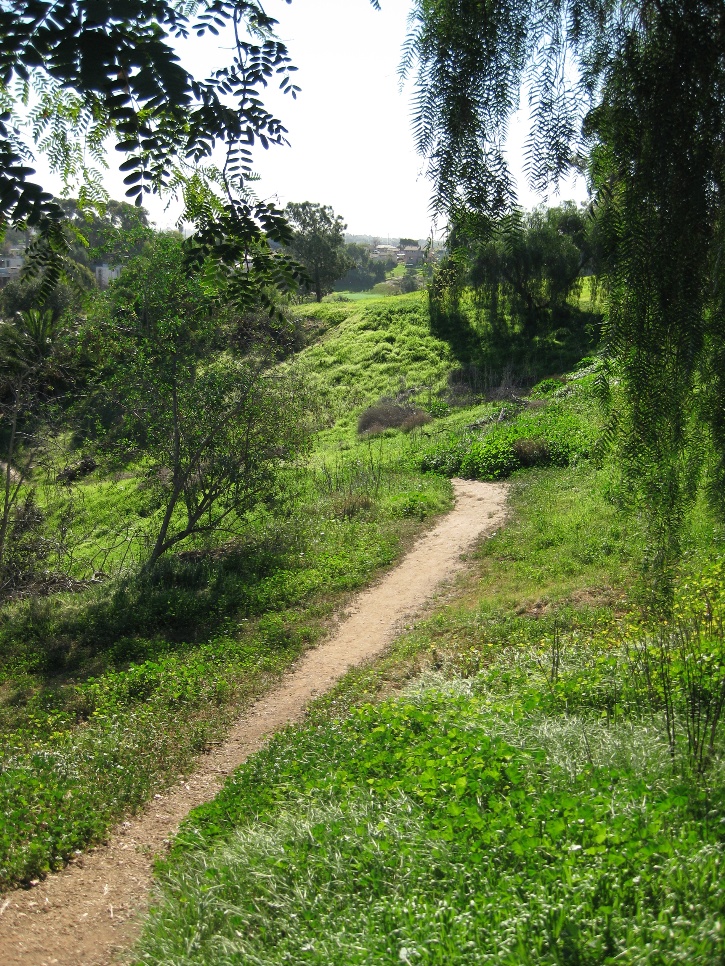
[5,283,725,966]
[128,313,725,963]
[133,459,725,965]
[290,293,454,423]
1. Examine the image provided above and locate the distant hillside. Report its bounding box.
[291,292,454,430]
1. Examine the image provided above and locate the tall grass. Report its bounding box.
[131,424,725,964]
[136,619,725,965]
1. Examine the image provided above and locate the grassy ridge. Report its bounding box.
[291,293,454,424]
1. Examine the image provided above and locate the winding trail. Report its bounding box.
[0,479,508,966]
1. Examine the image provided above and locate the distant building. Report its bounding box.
[94,264,122,288]
[398,246,425,267]
[370,244,398,263]
[0,252,23,288]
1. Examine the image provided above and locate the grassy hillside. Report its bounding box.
[130,333,725,964]
[4,285,725,965]
[290,293,454,424]
[0,293,457,889]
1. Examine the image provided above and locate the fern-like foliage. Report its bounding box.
[0,1,309,306]
[406,0,725,597]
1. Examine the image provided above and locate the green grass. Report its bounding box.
[0,314,640,891]
[6,272,724,966]
[290,292,454,428]
[135,574,725,965]
[323,291,382,302]
[0,290,466,889]
[0,434,452,888]
[131,409,725,964]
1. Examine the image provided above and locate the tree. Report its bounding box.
[285,202,354,302]
[90,234,310,565]
[0,2,302,304]
[0,259,95,320]
[468,204,589,335]
[403,0,725,593]
[334,243,387,293]
[0,307,75,587]
[58,198,153,267]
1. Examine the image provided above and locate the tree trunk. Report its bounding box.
[148,373,182,566]
[0,389,21,571]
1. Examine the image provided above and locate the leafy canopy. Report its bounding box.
[405,0,725,592]
[465,203,590,334]
[0,1,302,303]
[88,233,310,564]
[284,201,353,303]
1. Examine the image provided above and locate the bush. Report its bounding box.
[419,434,473,476]
[512,437,552,466]
[460,434,522,479]
[400,411,432,433]
[388,492,443,519]
[420,403,596,480]
[357,399,427,435]
[424,398,450,418]
[529,376,565,397]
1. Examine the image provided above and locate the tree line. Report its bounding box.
[403,0,725,599]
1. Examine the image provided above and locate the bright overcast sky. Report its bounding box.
[212,0,586,240]
[32,0,587,240]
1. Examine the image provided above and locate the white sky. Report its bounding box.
[31,0,587,240]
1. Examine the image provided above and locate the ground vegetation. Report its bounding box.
[132,352,725,966]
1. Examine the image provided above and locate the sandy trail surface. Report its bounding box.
[0,479,508,966]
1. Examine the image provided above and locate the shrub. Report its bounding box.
[424,398,450,418]
[512,437,552,466]
[529,376,565,397]
[420,402,596,480]
[460,434,521,480]
[419,434,472,476]
[400,411,432,433]
[357,399,428,435]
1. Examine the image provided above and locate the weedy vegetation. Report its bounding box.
[126,286,725,964]
[2,253,724,966]
[0,291,456,888]
[133,464,725,965]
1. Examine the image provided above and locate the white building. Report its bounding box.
[0,253,24,288]
[94,264,122,289]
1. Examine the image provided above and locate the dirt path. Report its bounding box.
[0,480,508,966]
